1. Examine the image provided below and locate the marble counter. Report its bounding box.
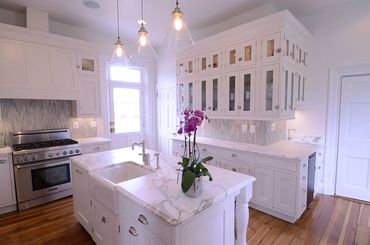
[174,136,317,161]
[0,146,12,155]
[74,137,111,146]
[71,148,255,227]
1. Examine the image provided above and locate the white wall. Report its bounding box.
[287,0,370,139]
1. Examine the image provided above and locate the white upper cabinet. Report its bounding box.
[73,76,100,117]
[25,43,51,88]
[50,47,78,91]
[176,10,311,119]
[0,38,27,88]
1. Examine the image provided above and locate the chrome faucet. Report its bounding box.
[132,140,150,166]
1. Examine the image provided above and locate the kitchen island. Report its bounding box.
[71,147,255,245]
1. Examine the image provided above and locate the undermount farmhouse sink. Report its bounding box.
[89,162,153,214]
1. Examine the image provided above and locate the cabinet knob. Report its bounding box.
[232,153,237,158]
[208,64,212,68]
[232,167,237,172]
[238,57,243,61]
[101,216,106,223]
[138,214,148,225]
[237,105,242,110]
[276,48,282,53]
[274,105,280,110]
[129,226,138,237]
[208,106,211,110]
[303,164,307,168]
[76,65,81,69]
[94,146,100,151]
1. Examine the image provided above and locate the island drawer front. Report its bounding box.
[82,143,110,154]
[255,155,297,172]
[119,195,171,244]
[219,149,251,163]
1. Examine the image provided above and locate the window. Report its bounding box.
[109,66,143,134]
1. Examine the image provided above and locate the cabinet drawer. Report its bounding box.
[119,195,171,244]
[82,143,110,154]
[255,155,297,172]
[219,149,251,163]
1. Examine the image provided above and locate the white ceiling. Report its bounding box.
[0,0,357,45]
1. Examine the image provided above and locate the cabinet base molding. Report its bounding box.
[249,202,297,223]
[0,204,17,215]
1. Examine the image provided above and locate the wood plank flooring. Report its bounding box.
[0,194,369,245]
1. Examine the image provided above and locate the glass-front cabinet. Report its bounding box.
[260,64,280,116]
[177,58,196,79]
[261,32,281,64]
[284,35,309,69]
[196,75,222,116]
[295,71,307,107]
[225,68,255,116]
[77,54,98,75]
[177,80,196,114]
[281,66,295,116]
[198,50,221,75]
[225,38,257,70]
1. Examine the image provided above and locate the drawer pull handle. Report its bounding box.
[232,167,237,172]
[0,160,7,164]
[201,148,207,152]
[138,214,148,225]
[302,188,306,193]
[303,164,307,168]
[232,153,237,158]
[129,226,138,236]
[75,169,83,175]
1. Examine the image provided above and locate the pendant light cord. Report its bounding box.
[116,0,120,39]
[141,0,144,21]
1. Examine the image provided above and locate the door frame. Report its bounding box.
[325,65,370,195]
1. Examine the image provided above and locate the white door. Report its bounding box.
[157,85,176,154]
[336,75,370,202]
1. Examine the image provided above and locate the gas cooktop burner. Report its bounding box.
[13,139,79,151]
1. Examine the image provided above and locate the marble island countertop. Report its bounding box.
[0,146,12,155]
[73,137,111,146]
[174,136,318,161]
[71,148,255,227]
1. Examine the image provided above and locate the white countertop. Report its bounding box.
[74,137,111,146]
[0,146,12,155]
[71,148,255,227]
[173,137,317,161]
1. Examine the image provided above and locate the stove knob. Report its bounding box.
[75,149,80,154]
[48,153,54,158]
[69,150,74,154]
[24,156,29,161]
[32,155,36,161]
[56,152,60,156]
[63,151,67,156]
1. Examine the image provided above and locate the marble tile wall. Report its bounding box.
[197,119,286,145]
[0,99,98,144]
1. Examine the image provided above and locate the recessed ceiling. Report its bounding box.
[0,0,358,46]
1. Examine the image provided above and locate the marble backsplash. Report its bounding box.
[197,119,286,145]
[0,99,98,144]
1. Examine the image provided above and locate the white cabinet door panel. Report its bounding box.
[273,171,297,215]
[78,76,100,116]
[50,48,77,90]
[253,166,274,208]
[0,156,13,206]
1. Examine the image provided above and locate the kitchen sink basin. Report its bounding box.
[89,162,153,214]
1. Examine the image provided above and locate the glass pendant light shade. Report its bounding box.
[111,0,130,66]
[162,0,194,50]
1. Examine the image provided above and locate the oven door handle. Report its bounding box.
[15,159,70,169]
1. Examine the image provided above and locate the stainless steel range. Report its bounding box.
[10,129,81,210]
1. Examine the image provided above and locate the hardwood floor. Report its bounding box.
[0,194,369,245]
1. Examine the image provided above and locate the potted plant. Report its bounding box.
[177,109,213,197]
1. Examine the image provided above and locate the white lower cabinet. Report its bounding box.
[253,166,274,208]
[273,171,297,215]
[92,200,119,245]
[0,154,16,214]
[81,142,111,154]
[72,163,93,234]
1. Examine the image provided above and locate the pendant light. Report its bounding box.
[136,0,158,59]
[111,0,130,66]
[162,0,194,50]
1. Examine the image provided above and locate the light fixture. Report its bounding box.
[135,0,158,59]
[111,0,130,66]
[162,0,194,50]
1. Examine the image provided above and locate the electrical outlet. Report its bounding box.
[271,123,276,132]
[73,121,79,129]
[242,124,248,133]
[90,120,97,128]
[250,125,256,134]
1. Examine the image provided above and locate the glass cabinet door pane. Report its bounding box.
[201,57,207,71]
[213,54,219,68]
[244,45,252,61]
[265,70,274,111]
[188,61,193,74]
[286,39,289,56]
[292,44,295,60]
[188,82,193,109]
[284,70,288,111]
[243,74,251,111]
[302,76,306,101]
[229,49,237,65]
[212,79,218,111]
[179,83,185,112]
[298,75,301,102]
[201,80,206,111]
[267,40,275,57]
[290,73,294,110]
[229,76,236,111]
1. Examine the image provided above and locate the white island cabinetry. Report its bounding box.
[0,149,17,214]
[71,148,255,245]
